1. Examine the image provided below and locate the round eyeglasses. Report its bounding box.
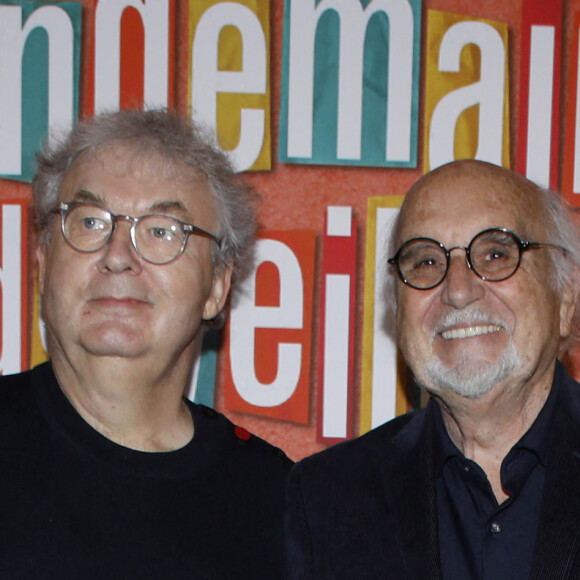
[388,227,566,290]
[56,202,222,265]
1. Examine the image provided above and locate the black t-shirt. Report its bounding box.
[0,362,291,579]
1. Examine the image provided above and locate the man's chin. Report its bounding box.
[421,347,522,400]
[80,330,148,359]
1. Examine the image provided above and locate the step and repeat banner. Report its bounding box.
[1,0,579,459]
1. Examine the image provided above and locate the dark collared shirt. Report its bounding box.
[432,374,559,580]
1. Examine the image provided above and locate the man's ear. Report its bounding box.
[36,244,47,296]
[559,283,579,338]
[202,265,233,321]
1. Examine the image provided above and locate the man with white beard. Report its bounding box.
[285,160,580,579]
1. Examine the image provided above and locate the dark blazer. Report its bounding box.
[286,362,580,579]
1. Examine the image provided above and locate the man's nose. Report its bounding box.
[440,249,484,308]
[97,221,142,274]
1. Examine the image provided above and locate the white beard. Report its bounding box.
[421,337,523,399]
[418,307,523,399]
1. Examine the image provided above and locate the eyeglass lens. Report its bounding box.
[62,204,188,264]
[396,229,521,289]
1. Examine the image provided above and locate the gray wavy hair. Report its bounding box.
[537,187,580,351]
[32,108,258,327]
[385,163,580,352]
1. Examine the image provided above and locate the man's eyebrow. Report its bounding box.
[70,191,191,220]
[71,189,105,205]
[149,200,187,213]
[147,200,191,220]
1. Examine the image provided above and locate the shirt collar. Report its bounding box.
[430,361,562,477]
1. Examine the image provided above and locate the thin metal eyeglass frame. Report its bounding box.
[387,227,567,290]
[56,201,222,265]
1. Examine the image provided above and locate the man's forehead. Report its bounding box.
[71,143,201,181]
[59,144,215,219]
[397,161,544,240]
[63,145,206,191]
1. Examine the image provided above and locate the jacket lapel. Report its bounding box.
[377,407,443,580]
[530,370,580,580]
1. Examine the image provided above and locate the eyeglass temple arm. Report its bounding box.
[523,241,567,255]
[185,224,222,247]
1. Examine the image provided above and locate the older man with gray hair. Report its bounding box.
[286,160,580,579]
[0,109,291,578]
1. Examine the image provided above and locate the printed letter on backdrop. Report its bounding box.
[517,0,562,189]
[85,0,174,114]
[424,10,510,173]
[223,231,315,423]
[30,276,48,368]
[360,196,408,435]
[562,12,580,207]
[280,0,421,168]
[183,329,220,408]
[0,1,80,182]
[317,207,357,444]
[0,202,28,374]
[190,0,270,172]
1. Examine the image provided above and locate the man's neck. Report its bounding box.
[435,363,555,503]
[50,350,195,452]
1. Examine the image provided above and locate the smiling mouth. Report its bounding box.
[441,325,502,340]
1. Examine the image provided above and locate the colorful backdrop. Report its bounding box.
[1,0,580,461]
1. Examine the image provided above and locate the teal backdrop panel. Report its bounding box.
[0,1,81,183]
[193,329,221,408]
[280,0,421,168]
